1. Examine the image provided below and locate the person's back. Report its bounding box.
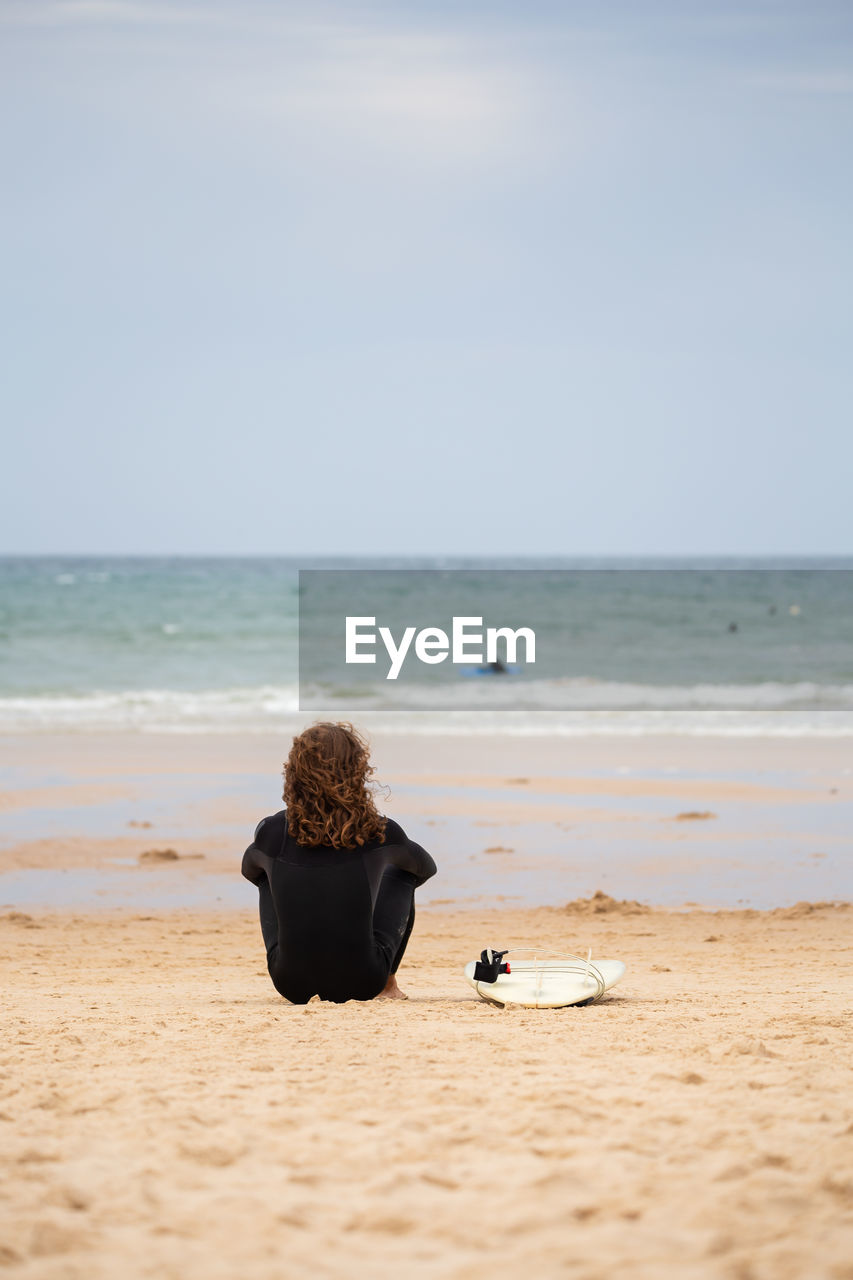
[242,723,436,1003]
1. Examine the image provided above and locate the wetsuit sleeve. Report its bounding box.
[241,810,288,885]
[381,818,437,886]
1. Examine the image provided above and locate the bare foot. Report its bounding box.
[375,973,408,1000]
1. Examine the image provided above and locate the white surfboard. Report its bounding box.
[464,948,626,1008]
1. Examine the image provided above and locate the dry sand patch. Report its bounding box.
[1,904,852,1279]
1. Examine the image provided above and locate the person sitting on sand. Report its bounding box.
[242,722,436,1004]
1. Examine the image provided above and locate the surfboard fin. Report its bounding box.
[472,948,511,983]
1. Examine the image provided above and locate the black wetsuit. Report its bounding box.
[241,812,436,1004]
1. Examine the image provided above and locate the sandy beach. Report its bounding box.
[2,731,852,1277]
[3,900,853,1279]
[5,0,852,1266]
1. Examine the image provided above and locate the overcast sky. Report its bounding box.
[2,0,851,556]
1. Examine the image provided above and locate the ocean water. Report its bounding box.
[1,556,852,735]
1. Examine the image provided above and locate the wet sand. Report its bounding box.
[1,732,851,910]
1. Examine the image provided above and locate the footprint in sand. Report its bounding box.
[727,1039,779,1059]
[177,1139,247,1167]
[30,1221,92,1257]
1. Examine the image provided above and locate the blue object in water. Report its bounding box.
[460,664,522,677]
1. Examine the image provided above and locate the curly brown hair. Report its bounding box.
[282,722,387,849]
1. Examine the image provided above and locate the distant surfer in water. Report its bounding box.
[242,722,436,1003]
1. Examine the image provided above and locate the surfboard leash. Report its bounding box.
[472,948,511,983]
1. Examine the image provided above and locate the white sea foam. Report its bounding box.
[2,682,853,735]
[316,677,853,713]
[0,686,298,732]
